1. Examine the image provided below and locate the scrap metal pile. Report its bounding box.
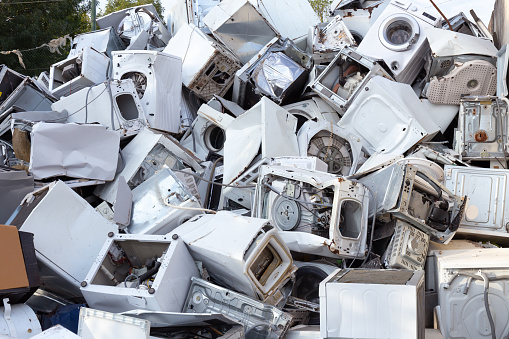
[1,0,509,338]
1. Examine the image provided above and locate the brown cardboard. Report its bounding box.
[0,225,29,290]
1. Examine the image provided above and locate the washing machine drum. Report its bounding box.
[378,13,420,51]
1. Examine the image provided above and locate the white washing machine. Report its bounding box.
[356,0,441,84]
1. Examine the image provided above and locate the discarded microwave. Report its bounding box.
[51,79,146,136]
[310,47,393,113]
[183,277,294,339]
[80,234,199,313]
[433,248,509,339]
[96,4,171,50]
[49,46,110,98]
[203,0,279,64]
[454,96,509,160]
[94,128,202,205]
[356,0,441,84]
[320,268,425,339]
[127,167,203,235]
[424,28,498,105]
[358,162,466,244]
[29,123,120,181]
[383,219,429,271]
[338,76,440,156]
[68,27,126,59]
[307,16,357,63]
[112,51,183,133]
[173,211,297,307]
[444,165,509,239]
[9,181,117,299]
[163,24,242,102]
[232,38,312,108]
[254,165,369,259]
[297,120,364,176]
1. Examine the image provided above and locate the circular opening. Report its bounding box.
[121,72,147,99]
[467,79,479,89]
[385,20,413,45]
[204,126,225,152]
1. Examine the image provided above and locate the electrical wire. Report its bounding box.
[163,201,217,214]
[172,169,257,189]
[480,272,496,339]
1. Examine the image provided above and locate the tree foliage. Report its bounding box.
[102,0,164,19]
[309,0,332,23]
[0,0,91,51]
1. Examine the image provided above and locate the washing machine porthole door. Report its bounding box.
[378,13,420,52]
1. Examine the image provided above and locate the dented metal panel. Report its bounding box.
[29,123,120,180]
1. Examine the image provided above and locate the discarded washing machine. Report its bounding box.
[233,38,312,108]
[183,277,293,339]
[96,4,171,50]
[445,165,509,239]
[297,120,364,176]
[382,219,429,270]
[163,24,242,102]
[282,97,340,126]
[424,28,498,105]
[356,0,441,84]
[49,47,110,98]
[307,16,357,63]
[338,76,440,155]
[112,51,183,133]
[51,79,146,136]
[0,65,25,105]
[320,268,425,339]
[0,78,54,116]
[254,165,369,259]
[203,0,279,64]
[310,47,393,113]
[81,234,199,313]
[454,96,509,161]
[94,128,202,205]
[433,248,509,339]
[78,308,150,339]
[180,103,235,161]
[222,97,300,185]
[127,167,203,235]
[68,27,126,59]
[174,211,297,307]
[9,181,117,299]
[358,162,466,244]
[0,299,42,339]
